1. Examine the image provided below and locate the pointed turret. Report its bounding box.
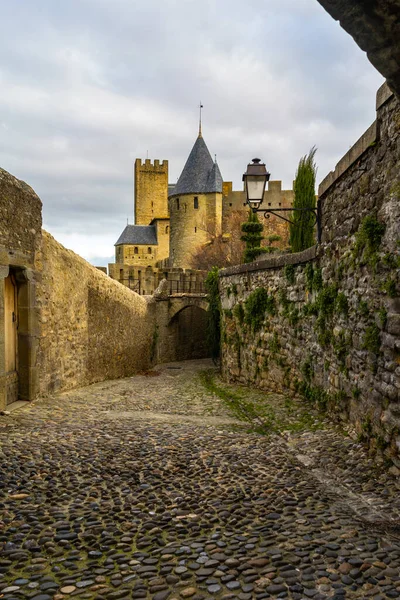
[205,161,223,193]
[172,135,223,196]
[169,131,223,268]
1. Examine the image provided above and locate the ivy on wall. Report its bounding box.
[205,267,221,362]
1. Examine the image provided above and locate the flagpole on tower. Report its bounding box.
[199,101,203,137]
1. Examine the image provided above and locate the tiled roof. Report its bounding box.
[115,225,158,246]
[171,135,223,196]
[206,161,223,193]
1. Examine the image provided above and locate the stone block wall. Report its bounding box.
[36,231,154,394]
[220,83,400,462]
[222,180,294,250]
[0,169,43,407]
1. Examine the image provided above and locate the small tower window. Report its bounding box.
[134,247,138,254]
[148,247,152,254]
[176,198,180,210]
[194,197,199,209]
[165,225,169,234]
[194,227,197,233]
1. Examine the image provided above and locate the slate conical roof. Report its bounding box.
[206,161,223,193]
[172,135,223,196]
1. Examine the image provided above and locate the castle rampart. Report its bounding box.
[219,83,400,461]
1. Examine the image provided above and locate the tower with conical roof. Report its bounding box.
[168,130,223,268]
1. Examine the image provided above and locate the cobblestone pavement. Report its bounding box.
[1,359,400,600]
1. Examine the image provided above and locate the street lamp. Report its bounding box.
[242,157,321,243]
[242,158,270,211]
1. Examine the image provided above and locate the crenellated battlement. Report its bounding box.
[135,158,168,172]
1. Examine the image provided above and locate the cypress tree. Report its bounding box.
[290,147,317,252]
[241,210,268,263]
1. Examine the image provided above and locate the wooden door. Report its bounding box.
[4,274,18,405]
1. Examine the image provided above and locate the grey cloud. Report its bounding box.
[0,0,384,263]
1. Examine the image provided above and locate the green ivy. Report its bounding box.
[205,267,221,361]
[269,332,280,355]
[297,381,330,411]
[301,356,314,381]
[313,268,323,291]
[284,264,296,284]
[244,288,273,331]
[232,302,244,324]
[316,284,338,318]
[354,215,385,265]
[305,263,314,292]
[363,323,381,355]
[358,299,370,318]
[334,331,350,370]
[382,277,397,298]
[335,292,349,316]
[377,308,387,329]
[303,302,318,317]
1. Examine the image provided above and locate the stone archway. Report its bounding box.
[168,305,210,362]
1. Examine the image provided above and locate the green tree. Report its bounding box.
[290,146,317,252]
[241,210,268,263]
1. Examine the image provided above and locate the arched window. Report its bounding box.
[165,225,169,234]
[148,247,152,254]
[194,227,197,233]
[176,198,180,210]
[194,197,199,209]
[134,247,138,254]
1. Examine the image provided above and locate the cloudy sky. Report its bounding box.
[0,0,383,266]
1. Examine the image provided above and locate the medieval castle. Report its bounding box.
[108,128,294,294]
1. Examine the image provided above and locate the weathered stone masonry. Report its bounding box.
[0,166,210,405]
[220,83,400,462]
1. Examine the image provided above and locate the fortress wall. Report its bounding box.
[36,231,154,394]
[0,169,43,406]
[220,84,400,462]
[222,182,294,250]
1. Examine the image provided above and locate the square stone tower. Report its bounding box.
[134,159,169,225]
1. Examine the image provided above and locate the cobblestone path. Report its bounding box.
[1,359,400,600]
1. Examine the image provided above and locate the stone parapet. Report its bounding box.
[220,246,317,277]
[220,91,400,462]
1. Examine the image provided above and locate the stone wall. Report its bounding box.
[0,168,43,407]
[36,231,154,394]
[222,180,294,250]
[220,84,400,462]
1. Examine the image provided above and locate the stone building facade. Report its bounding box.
[0,168,42,408]
[219,83,400,462]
